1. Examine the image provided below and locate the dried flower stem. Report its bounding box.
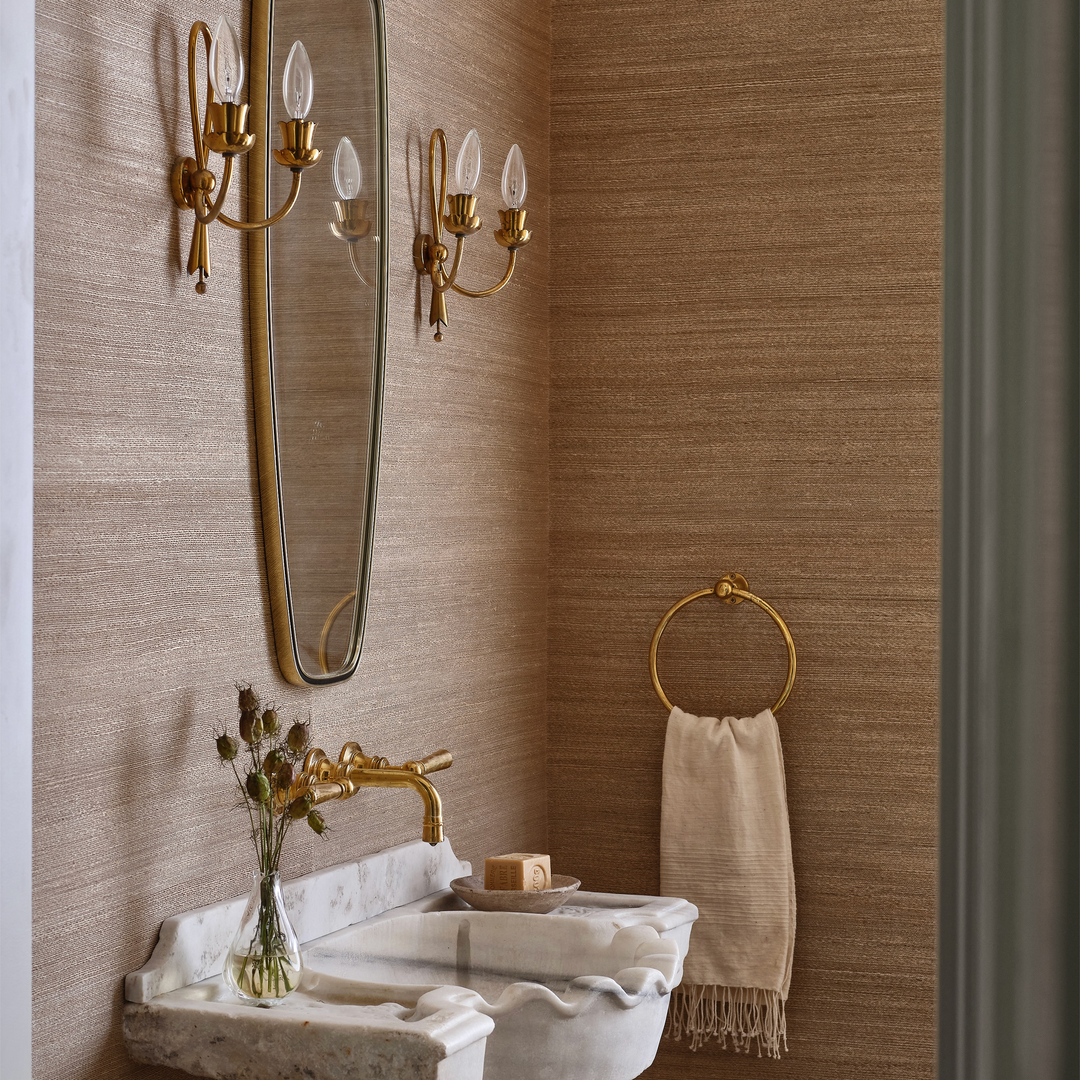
[215,686,326,1002]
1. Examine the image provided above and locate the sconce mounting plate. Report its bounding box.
[413,234,450,274]
[171,157,199,210]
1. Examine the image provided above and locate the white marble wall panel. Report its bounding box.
[126,839,471,1003]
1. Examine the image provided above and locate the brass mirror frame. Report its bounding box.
[247,0,389,685]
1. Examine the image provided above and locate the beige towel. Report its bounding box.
[661,705,796,1057]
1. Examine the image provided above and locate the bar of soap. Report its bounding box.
[484,853,552,891]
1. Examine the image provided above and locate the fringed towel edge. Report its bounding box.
[665,983,788,1058]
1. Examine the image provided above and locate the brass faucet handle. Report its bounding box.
[337,742,390,770]
[302,748,333,779]
[402,749,453,776]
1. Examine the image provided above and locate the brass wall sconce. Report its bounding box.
[171,16,322,294]
[413,128,532,341]
[328,135,375,287]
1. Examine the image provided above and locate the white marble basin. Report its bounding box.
[124,840,697,1080]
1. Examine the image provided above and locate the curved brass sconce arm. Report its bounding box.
[430,128,449,244]
[186,22,215,169]
[451,249,518,298]
[414,129,532,341]
[171,21,321,294]
[347,243,377,288]
[215,168,304,231]
[280,742,453,845]
[327,196,378,287]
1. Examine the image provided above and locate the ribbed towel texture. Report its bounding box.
[661,705,796,1057]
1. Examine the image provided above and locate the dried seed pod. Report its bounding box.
[275,761,294,791]
[288,793,314,819]
[246,771,271,803]
[307,809,327,836]
[286,721,310,755]
[215,733,238,761]
[263,748,284,776]
[239,709,262,744]
[238,685,258,713]
[261,708,280,737]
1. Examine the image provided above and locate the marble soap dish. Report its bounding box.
[450,874,581,913]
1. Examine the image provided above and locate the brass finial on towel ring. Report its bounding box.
[649,574,797,714]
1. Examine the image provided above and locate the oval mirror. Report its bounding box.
[248,0,388,684]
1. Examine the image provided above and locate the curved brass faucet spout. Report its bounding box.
[281,743,452,846]
[347,768,444,845]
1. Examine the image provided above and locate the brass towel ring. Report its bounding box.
[649,574,797,714]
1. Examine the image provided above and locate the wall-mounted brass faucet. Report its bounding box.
[278,742,452,845]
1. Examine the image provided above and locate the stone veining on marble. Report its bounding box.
[123,841,698,1080]
[124,983,492,1080]
[125,839,471,1004]
[301,893,697,1080]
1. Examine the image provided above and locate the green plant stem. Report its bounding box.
[231,758,259,854]
[271,803,291,869]
[249,743,269,871]
[237,872,296,998]
[219,701,309,1000]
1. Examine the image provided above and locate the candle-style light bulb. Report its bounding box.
[282,40,314,120]
[455,129,482,195]
[333,136,363,200]
[501,144,527,209]
[209,16,244,104]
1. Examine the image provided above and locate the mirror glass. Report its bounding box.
[248,0,387,685]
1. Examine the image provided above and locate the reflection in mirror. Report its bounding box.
[249,0,387,685]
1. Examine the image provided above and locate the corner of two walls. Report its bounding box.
[34,0,941,1072]
[548,1,942,1077]
[32,0,549,1075]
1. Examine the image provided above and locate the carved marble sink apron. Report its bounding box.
[124,840,698,1080]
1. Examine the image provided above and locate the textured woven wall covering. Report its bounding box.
[549,1,941,1078]
[32,0,549,1075]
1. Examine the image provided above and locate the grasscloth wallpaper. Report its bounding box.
[34,0,940,1076]
[32,0,549,1076]
[548,2,942,1079]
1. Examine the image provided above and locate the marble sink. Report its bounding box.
[124,840,698,1080]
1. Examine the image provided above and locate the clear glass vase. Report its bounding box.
[224,870,302,1005]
